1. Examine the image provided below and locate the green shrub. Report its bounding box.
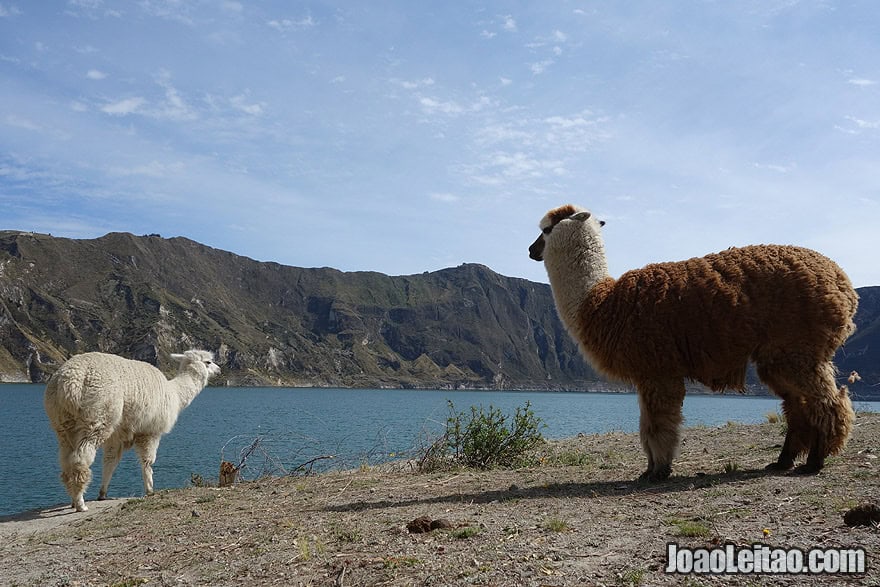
[419,400,544,471]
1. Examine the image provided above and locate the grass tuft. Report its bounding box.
[543,517,570,532]
[451,526,480,540]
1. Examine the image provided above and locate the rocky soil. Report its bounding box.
[2,414,878,586]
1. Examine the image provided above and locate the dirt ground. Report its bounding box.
[1,413,878,586]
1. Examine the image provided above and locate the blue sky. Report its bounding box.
[2,1,879,287]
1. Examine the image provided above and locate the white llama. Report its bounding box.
[44,350,220,511]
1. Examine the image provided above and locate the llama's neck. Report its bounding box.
[544,230,611,334]
[169,368,208,411]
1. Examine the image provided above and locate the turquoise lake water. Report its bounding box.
[2,385,878,517]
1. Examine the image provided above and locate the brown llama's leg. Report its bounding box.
[756,361,811,471]
[766,398,810,471]
[636,379,686,482]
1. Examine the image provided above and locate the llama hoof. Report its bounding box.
[98,493,108,501]
[638,465,671,482]
[792,463,822,476]
[765,460,794,472]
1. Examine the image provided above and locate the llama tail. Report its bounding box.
[824,383,855,456]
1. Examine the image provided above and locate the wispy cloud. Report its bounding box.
[154,70,197,121]
[95,74,253,122]
[230,93,265,116]
[753,161,797,173]
[101,97,145,116]
[267,16,316,31]
[848,78,877,87]
[65,0,121,19]
[419,96,463,115]
[502,15,517,32]
[456,109,612,192]
[418,94,494,117]
[4,114,42,132]
[844,115,880,130]
[530,60,554,74]
[399,78,435,90]
[0,3,22,17]
[462,151,565,187]
[86,69,106,80]
[430,192,459,203]
[138,0,195,25]
[68,0,103,9]
[107,160,185,177]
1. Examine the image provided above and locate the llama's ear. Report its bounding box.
[571,211,592,222]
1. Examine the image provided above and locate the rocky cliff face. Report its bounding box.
[841,285,880,397]
[0,231,598,389]
[1,231,876,397]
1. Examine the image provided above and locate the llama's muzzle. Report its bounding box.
[529,234,545,261]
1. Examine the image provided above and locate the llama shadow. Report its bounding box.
[324,467,775,513]
[0,498,129,540]
[0,506,63,524]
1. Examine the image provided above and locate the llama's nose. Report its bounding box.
[529,235,545,261]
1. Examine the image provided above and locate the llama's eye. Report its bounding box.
[542,226,552,235]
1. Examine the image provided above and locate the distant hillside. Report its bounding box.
[0,231,601,389]
[840,285,880,400]
[0,231,877,398]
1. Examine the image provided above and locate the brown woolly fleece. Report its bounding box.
[578,245,857,391]
[532,204,858,480]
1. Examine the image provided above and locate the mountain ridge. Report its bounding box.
[1,230,877,399]
[0,230,598,390]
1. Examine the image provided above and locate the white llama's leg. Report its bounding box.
[65,439,97,512]
[57,441,77,510]
[98,440,124,500]
[135,436,161,495]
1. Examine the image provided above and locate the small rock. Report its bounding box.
[843,503,880,527]
[191,509,200,518]
[407,516,433,533]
